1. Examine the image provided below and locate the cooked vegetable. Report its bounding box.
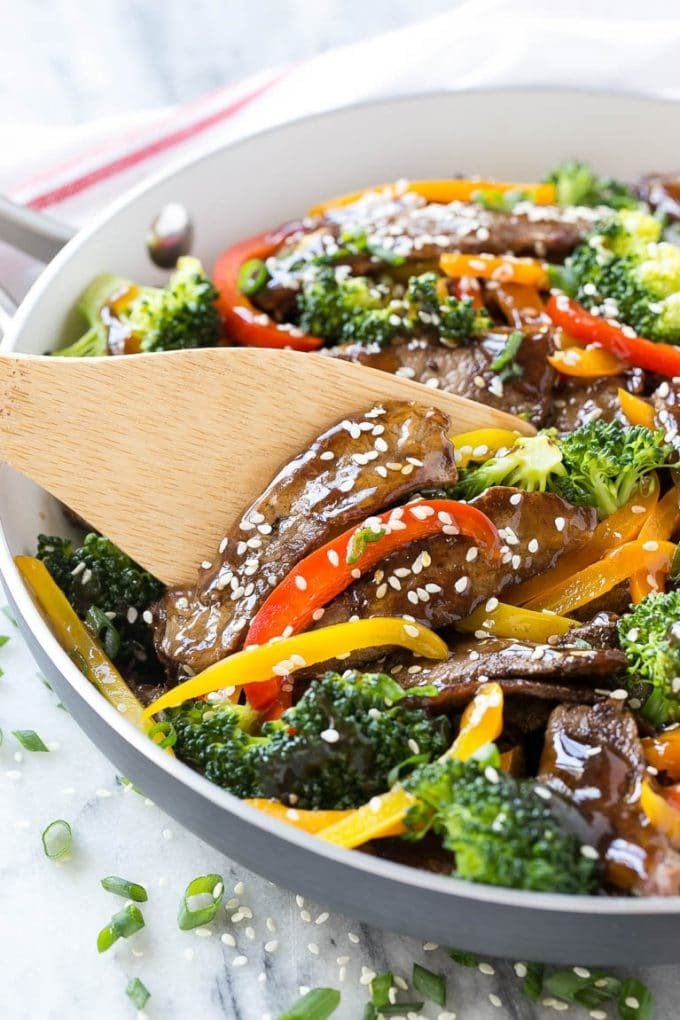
[457,602,577,643]
[619,590,680,724]
[552,210,680,343]
[143,618,448,717]
[404,746,597,893]
[41,819,72,860]
[547,294,680,376]
[640,778,680,846]
[243,799,352,833]
[405,271,491,344]
[454,420,673,519]
[545,160,640,209]
[36,533,163,669]
[318,682,504,848]
[57,256,220,356]
[213,226,323,350]
[243,498,500,711]
[177,873,224,930]
[168,671,451,809]
[618,388,656,428]
[630,485,680,602]
[308,178,556,216]
[547,345,628,378]
[440,252,549,288]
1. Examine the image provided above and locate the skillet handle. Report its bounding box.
[0,196,75,263]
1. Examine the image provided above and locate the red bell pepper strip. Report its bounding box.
[546,294,680,378]
[212,225,324,351]
[244,499,501,711]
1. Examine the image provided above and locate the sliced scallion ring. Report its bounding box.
[41,819,72,860]
[177,873,224,930]
[148,721,177,750]
[126,977,150,1009]
[278,987,341,1020]
[101,875,148,902]
[412,963,446,1007]
[97,904,145,953]
[237,258,268,296]
[13,729,49,752]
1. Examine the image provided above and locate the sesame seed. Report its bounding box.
[320,450,335,461]
[234,882,245,895]
[232,955,248,967]
[509,492,523,506]
[589,1012,608,1020]
[554,516,565,532]
[264,939,278,952]
[485,597,499,612]
[316,911,330,925]
[581,844,599,860]
[489,994,502,1008]
[294,575,307,591]
[610,688,629,701]
[327,549,340,567]
[221,932,236,946]
[514,962,528,978]
[528,538,539,554]
[466,547,479,562]
[573,966,591,978]
[312,608,325,622]
[625,996,640,1009]
[376,583,388,599]
[631,504,646,514]
[308,943,320,956]
[643,540,659,551]
[348,932,360,943]
[300,909,311,922]
[320,728,340,744]
[478,962,495,975]
[407,591,419,605]
[454,576,469,594]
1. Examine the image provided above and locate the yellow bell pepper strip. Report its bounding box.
[143,618,448,719]
[640,779,680,847]
[456,601,578,643]
[547,294,680,377]
[506,479,660,607]
[450,427,520,468]
[317,682,504,849]
[440,252,550,289]
[490,283,546,329]
[244,499,500,712]
[523,539,676,617]
[618,388,657,430]
[642,729,680,781]
[547,346,629,378]
[15,556,151,738]
[630,486,680,602]
[308,179,556,216]
[244,799,353,834]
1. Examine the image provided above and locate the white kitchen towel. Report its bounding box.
[1,0,679,239]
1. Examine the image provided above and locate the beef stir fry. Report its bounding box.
[23,162,680,898]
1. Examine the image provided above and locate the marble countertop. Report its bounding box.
[1,2,679,1017]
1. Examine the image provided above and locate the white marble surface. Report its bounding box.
[1,2,680,1018]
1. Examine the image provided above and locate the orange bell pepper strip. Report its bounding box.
[457,601,578,643]
[490,283,546,329]
[499,746,525,776]
[142,618,448,719]
[244,799,353,833]
[243,499,500,712]
[640,779,680,847]
[308,179,556,216]
[440,252,550,289]
[523,539,676,617]
[507,479,660,607]
[317,682,504,849]
[618,388,657,430]
[451,427,520,467]
[212,225,324,351]
[642,729,680,781]
[547,294,680,377]
[547,346,629,378]
[451,275,484,309]
[15,556,156,741]
[630,486,680,602]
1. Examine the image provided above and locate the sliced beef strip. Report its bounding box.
[153,401,458,675]
[548,370,646,433]
[556,611,621,650]
[329,328,556,427]
[317,487,596,634]
[635,172,680,222]
[391,634,626,711]
[539,702,680,895]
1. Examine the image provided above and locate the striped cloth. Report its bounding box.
[1,0,679,235]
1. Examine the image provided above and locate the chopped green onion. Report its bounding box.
[238,258,268,296]
[177,873,224,930]
[116,775,144,795]
[346,525,386,565]
[522,962,544,1002]
[0,634,10,647]
[13,729,49,752]
[490,330,525,381]
[412,963,446,1007]
[101,876,148,902]
[545,968,621,1008]
[362,1005,377,1020]
[370,971,393,1007]
[85,606,121,660]
[97,904,145,953]
[618,978,654,1020]
[148,720,177,750]
[41,819,72,859]
[278,986,341,1019]
[126,977,150,1009]
[448,948,478,967]
[472,188,531,213]
[366,241,406,267]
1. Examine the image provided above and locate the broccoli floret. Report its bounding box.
[37,533,164,668]
[406,272,491,345]
[57,256,220,356]
[556,419,673,518]
[618,592,680,726]
[169,671,451,809]
[403,750,597,893]
[454,420,672,517]
[555,209,680,343]
[545,160,640,210]
[167,700,263,796]
[453,432,567,501]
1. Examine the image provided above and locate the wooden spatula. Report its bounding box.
[0,348,534,586]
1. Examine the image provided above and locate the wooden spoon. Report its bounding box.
[0,348,534,586]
